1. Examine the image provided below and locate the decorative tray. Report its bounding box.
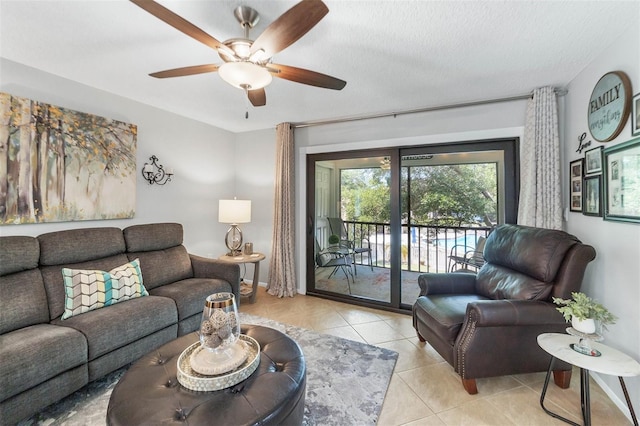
[177,334,260,392]
[566,327,603,357]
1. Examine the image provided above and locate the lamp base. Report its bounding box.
[225,224,243,256]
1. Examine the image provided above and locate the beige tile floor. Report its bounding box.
[240,289,633,425]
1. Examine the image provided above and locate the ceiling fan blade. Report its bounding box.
[130,0,224,51]
[248,88,267,107]
[250,0,329,58]
[150,64,219,78]
[268,64,346,90]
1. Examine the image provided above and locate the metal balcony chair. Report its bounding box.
[314,239,353,293]
[327,217,373,274]
[448,236,487,272]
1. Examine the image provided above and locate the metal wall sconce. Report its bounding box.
[141,155,173,185]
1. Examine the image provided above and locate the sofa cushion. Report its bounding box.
[0,324,87,401]
[149,277,233,321]
[128,245,193,290]
[413,294,487,346]
[0,269,50,335]
[41,254,131,321]
[38,227,126,266]
[52,295,177,360]
[0,236,49,335]
[61,259,148,320]
[0,236,39,276]
[123,223,183,252]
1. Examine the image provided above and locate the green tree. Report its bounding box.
[338,163,497,227]
[403,164,497,226]
[341,168,390,223]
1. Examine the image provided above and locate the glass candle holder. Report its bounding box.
[199,292,240,352]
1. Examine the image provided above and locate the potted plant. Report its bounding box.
[552,292,617,334]
[328,234,340,246]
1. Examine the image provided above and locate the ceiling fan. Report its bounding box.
[130,0,346,108]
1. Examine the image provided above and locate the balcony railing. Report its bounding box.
[343,220,492,273]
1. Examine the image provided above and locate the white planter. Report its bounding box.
[572,317,596,334]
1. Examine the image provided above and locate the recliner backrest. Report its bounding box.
[475,224,595,301]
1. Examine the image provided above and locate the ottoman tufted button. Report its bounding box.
[174,407,188,421]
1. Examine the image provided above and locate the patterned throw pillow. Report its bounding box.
[61,258,148,319]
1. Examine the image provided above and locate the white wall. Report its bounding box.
[0,58,236,258]
[234,128,276,285]
[564,23,640,413]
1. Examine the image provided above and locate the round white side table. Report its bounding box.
[537,333,640,426]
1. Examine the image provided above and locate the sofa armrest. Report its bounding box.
[190,254,241,300]
[466,300,565,327]
[418,273,477,296]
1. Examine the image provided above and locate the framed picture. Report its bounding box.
[1,93,137,225]
[584,146,603,175]
[569,158,584,212]
[632,92,640,137]
[603,137,640,223]
[583,175,602,217]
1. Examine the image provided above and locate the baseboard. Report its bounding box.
[242,280,307,295]
[590,371,634,423]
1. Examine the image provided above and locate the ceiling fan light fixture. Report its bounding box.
[218,61,273,90]
[219,38,253,62]
[249,48,268,63]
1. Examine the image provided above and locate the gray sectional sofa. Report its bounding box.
[0,223,240,425]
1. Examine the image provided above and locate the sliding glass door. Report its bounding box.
[307,139,518,311]
[308,150,396,305]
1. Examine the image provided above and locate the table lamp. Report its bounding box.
[219,199,251,256]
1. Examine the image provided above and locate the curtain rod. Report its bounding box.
[291,88,567,129]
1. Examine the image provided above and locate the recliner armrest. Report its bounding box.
[466,300,566,327]
[190,254,241,299]
[418,273,477,296]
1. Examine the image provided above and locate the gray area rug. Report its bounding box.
[19,313,398,426]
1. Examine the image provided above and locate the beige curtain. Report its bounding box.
[518,86,563,230]
[267,123,297,298]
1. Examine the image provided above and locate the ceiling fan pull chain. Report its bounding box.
[242,84,250,119]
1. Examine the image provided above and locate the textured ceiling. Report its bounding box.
[1,1,638,133]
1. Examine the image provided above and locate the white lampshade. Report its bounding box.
[218,62,272,90]
[218,199,251,224]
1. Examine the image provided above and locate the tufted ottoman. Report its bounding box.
[106,324,306,425]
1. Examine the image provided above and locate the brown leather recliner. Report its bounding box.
[412,224,596,394]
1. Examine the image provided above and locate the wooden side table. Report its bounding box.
[217,253,266,303]
[537,333,640,426]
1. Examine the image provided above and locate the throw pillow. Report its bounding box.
[61,258,148,319]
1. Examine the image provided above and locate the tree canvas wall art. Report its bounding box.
[0,93,136,225]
